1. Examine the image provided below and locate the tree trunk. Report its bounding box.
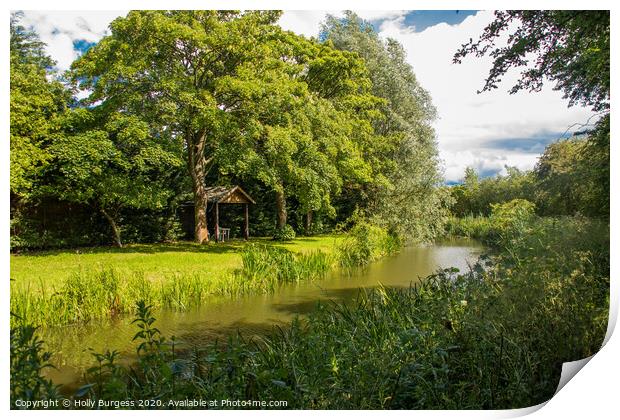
[305,210,312,235]
[275,189,287,229]
[100,208,123,248]
[187,130,210,244]
[193,180,209,244]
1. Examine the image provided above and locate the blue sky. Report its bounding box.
[397,10,478,31]
[19,10,596,183]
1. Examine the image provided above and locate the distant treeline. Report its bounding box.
[448,123,609,219]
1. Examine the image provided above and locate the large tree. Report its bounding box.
[534,135,609,218]
[42,110,182,247]
[321,12,449,241]
[216,31,377,232]
[10,13,68,198]
[72,10,284,243]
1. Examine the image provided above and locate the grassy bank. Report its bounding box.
[10,236,341,287]
[10,236,344,327]
[10,205,609,409]
[11,225,399,328]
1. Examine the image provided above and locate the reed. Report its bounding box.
[239,243,334,287]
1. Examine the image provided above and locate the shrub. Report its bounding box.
[10,322,60,406]
[489,199,536,239]
[338,220,401,268]
[273,224,296,241]
[447,199,536,245]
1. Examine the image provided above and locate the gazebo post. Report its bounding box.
[215,202,220,243]
[244,203,249,240]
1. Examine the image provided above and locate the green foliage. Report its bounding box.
[41,110,183,246]
[489,199,536,240]
[214,26,379,228]
[448,199,536,246]
[72,10,340,241]
[445,215,495,240]
[450,135,608,219]
[10,321,59,406]
[338,220,400,268]
[10,13,68,197]
[12,10,448,246]
[450,166,536,217]
[79,348,127,400]
[273,224,296,241]
[321,12,449,242]
[535,134,609,217]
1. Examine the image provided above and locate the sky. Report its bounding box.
[17,10,597,183]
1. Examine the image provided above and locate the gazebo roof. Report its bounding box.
[205,186,255,204]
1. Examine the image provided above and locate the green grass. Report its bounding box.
[10,235,344,327]
[10,236,342,292]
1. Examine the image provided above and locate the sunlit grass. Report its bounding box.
[10,236,343,291]
[10,235,344,327]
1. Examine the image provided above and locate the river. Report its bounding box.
[42,238,481,390]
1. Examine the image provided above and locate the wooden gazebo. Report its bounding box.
[206,186,255,241]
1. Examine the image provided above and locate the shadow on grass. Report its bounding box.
[12,239,258,257]
[13,235,338,258]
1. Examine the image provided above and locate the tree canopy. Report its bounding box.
[321,12,449,240]
[12,10,608,251]
[10,13,69,198]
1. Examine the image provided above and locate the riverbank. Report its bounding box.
[10,236,345,328]
[11,212,609,409]
[11,222,401,328]
[11,202,609,408]
[39,238,481,390]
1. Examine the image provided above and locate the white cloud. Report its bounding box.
[278,10,339,37]
[20,10,126,70]
[278,10,407,38]
[355,10,407,21]
[378,11,596,182]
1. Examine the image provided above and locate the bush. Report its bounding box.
[273,224,296,241]
[489,198,535,239]
[338,220,400,268]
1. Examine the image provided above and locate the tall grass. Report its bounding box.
[240,244,333,287]
[445,214,494,240]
